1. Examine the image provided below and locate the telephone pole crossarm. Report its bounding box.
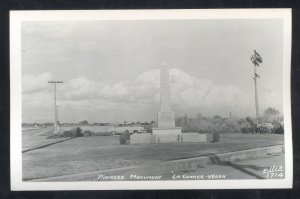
[48,81,63,83]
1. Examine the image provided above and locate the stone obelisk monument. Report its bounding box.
[152,63,182,143]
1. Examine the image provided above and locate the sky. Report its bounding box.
[21,19,284,123]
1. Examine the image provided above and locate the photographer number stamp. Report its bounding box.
[262,165,284,179]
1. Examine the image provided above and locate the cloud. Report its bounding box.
[260,91,283,112]
[62,76,99,100]
[23,68,281,122]
[61,68,251,114]
[170,69,251,116]
[22,72,53,94]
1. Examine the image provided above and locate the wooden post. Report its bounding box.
[250,50,263,126]
[254,65,260,125]
[48,81,63,134]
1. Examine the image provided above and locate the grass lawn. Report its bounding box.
[22,126,113,151]
[22,127,69,151]
[22,133,284,180]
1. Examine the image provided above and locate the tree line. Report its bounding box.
[175,107,283,133]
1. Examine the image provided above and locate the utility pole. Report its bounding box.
[56,105,59,133]
[48,81,63,134]
[250,50,263,125]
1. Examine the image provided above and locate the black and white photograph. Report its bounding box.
[10,9,292,190]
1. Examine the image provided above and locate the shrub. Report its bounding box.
[241,127,248,134]
[119,134,127,144]
[61,127,83,137]
[74,127,83,137]
[274,126,284,134]
[212,131,220,142]
[124,130,130,140]
[119,130,130,145]
[199,129,205,134]
[143,125,152,133]
[83,130,94,137]
[61,131,73,137]
[241,127,255,134]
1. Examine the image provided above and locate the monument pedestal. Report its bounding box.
[157,111,175,128]
[151,63,182,143]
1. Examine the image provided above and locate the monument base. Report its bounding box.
[152,127,182,143]
[128,131,209,144]
[130,134,156,144]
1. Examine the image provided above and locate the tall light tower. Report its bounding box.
[48,80,63,134]
[250,50,263,125]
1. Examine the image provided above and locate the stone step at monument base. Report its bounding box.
[129,133,209,144]
[156,134,181,143]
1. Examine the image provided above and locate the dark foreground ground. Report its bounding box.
[22,129,284,181]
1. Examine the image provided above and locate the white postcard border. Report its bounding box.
[10,9,293,190]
